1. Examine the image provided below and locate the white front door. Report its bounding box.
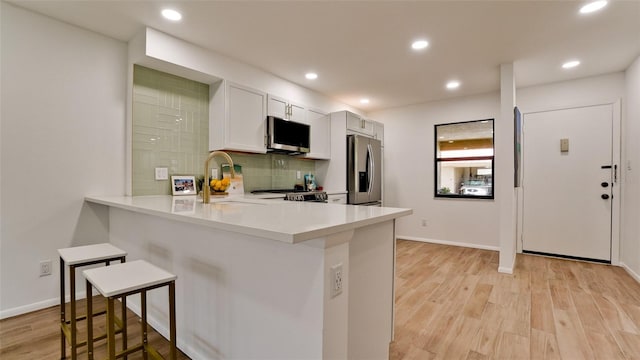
[522,104,613,262]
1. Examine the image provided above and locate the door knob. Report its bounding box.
[601,194,610,200]
[601,182,609,188]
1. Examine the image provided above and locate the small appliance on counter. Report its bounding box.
[303,173,317,191]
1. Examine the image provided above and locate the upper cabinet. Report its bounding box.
[210,80,268,153]
[267,95,305,123]
[346,112,375,137]
[373,121,384,147]
[304,108,331,160]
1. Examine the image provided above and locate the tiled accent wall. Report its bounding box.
[132,65,318,195]
[132,65,209,195]
[227,153,316,192]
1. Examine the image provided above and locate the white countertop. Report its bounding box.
[85,195,411,244]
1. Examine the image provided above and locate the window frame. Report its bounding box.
[434,119,495,200]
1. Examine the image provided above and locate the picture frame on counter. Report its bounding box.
[171,175,197,196]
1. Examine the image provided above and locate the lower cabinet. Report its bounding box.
[327,193,347,204]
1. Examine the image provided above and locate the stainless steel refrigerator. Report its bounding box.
[347,134,382,206]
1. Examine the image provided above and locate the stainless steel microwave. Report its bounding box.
[267,116,310,153]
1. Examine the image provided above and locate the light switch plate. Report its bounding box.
[155,167,168,180]
[560,138,569,153]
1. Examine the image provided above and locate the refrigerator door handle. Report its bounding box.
[367,143,374,195]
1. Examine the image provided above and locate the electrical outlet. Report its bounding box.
[39,260,52,277]
[296,171,301,179]
[421,219,428,227]
[330,263,343,298]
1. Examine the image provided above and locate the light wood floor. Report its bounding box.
[2,240,639,359]
[391,240,640,360]
[0,295,190,359]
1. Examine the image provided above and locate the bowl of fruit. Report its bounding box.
[210,178,231,195]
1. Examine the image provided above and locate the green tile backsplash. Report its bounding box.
[132,65,317,195]
[226,153,316,192]
[132,65,209,195]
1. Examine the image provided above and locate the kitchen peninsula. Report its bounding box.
[85,195,411,359]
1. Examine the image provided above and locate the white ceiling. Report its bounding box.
[8,0,640,112]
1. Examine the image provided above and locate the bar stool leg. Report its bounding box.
[169,281,176,360]
[86,280,94,360]
[107,297,116,360]
[122,295,128,360]
[60,258,66,360]
[70,266,77,360]
[141,290,148,360]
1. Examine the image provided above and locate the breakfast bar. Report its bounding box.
[85,195,412,359]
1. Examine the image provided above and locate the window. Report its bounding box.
[434,119,494,199]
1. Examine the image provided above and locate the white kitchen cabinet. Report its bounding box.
[267,94,305,123]
[346,111,375,137]
[210,80,268,153]
[373,121,384,147]
[315,111,348,192]
[304,108,331,160]
[327,193,347,204]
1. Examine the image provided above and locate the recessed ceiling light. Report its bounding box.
[411,40,429,50]
[580,0,608,14]
[162,9,182,21]
[562,60,581,69]
[360,98,370,104]
[305,72,318,80]
[446,81,460,90]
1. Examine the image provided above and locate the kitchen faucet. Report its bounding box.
[203,151,235,204]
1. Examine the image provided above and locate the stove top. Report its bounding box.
[251,188,305,194]
[251,189,327,202]
[284,191,328,202]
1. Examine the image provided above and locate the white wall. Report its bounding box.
[622,56,640,280]
[517,72,625,113]
[370,93,501,250]
[0,3,127,317]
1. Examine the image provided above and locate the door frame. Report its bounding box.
[516,100,621,265]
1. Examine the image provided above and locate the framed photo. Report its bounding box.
[171,175,197,196]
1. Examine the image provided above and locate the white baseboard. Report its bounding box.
[1,298,58,320]
[397,235,500,252]
[621,262,640,284]
[0,291,86,320]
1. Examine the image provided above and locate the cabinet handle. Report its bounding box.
[361,119,365,129]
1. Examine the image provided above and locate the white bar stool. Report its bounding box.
[83,260,177,360]
[58,243,127,360]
